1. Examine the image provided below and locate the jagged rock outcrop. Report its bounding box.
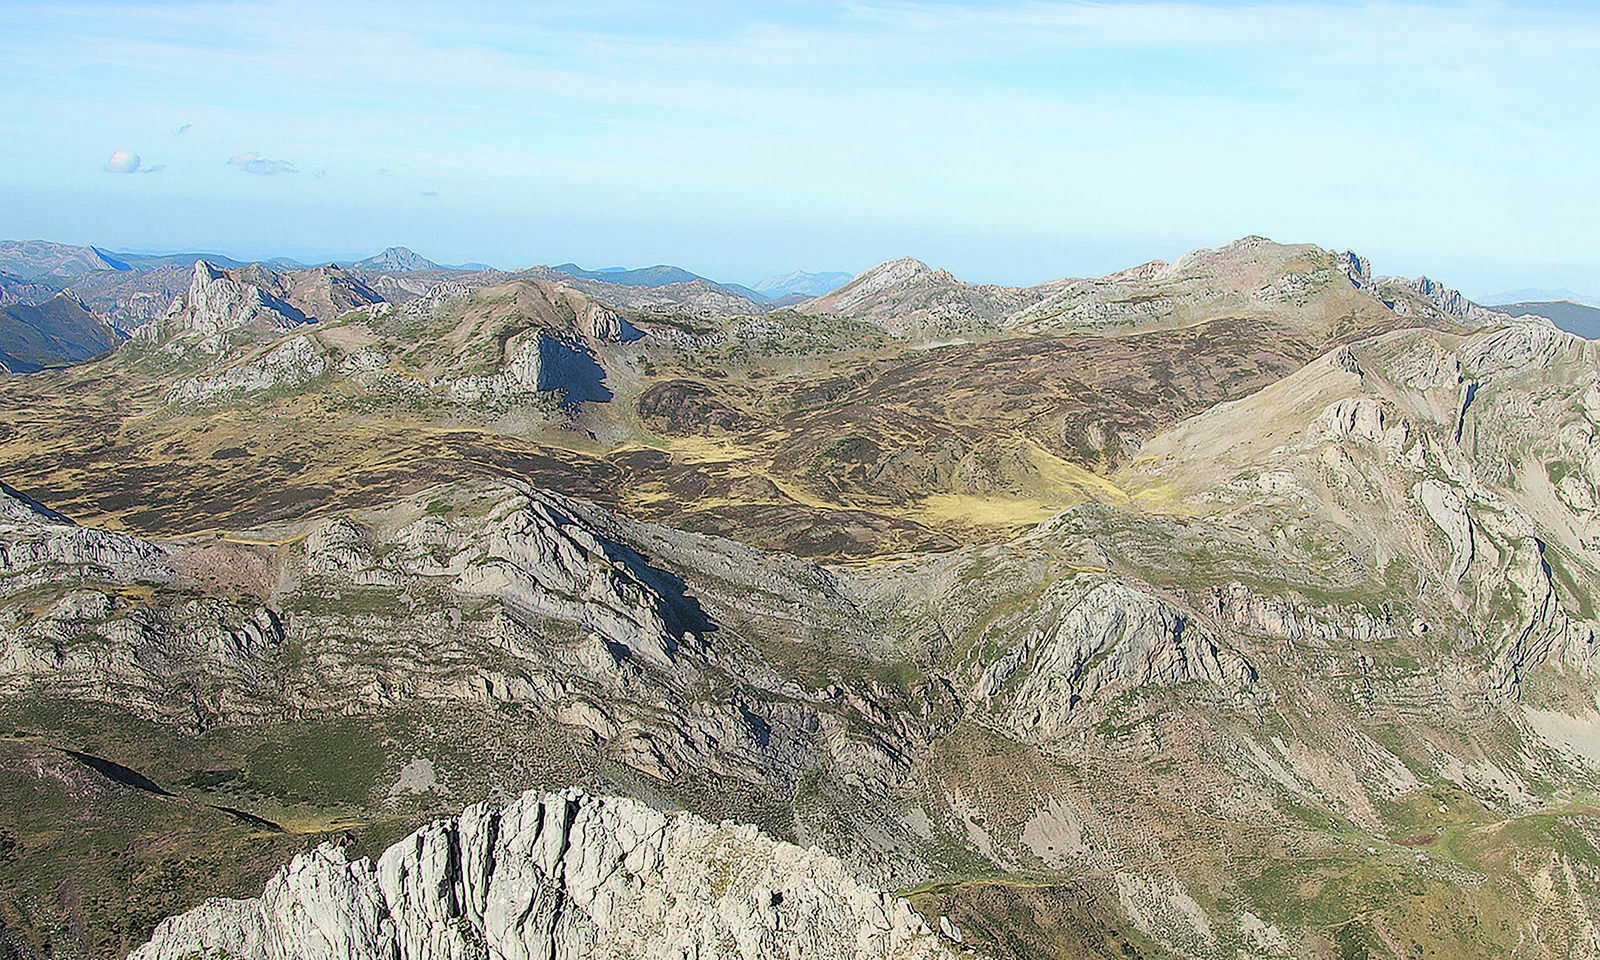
[991,581,1255,741]
[453,494,698,669]
[1376,275,1505,325]
[130,788,962,960]
[0,480,72,525]
[0,485,289,723]
[0,482,172,589]
[167,334,330,403]
[137,261,311,350]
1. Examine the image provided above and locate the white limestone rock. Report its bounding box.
[1415,479,1474,583]
[131,788,964,960]
[0,485,172,590]
[167,334,329,403]
[1002,581,1255,740]
[137,260,310,351]
[452,493,695,669]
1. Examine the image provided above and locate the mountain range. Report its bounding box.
[3,234,1600,960]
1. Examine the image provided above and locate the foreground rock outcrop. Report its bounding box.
[130,788,963,960]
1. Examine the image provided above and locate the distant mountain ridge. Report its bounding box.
[352,246,443,272]
[0,240,132,278]
[754,269,853,299]
[548,262,768,303]
[1484,287,1600,308]
[1492,300,1600,339]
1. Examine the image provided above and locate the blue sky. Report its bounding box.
[0,0,1595,295]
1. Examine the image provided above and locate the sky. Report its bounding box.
[0,0,1596,296]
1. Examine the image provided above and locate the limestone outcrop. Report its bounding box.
[994,581,1256,741]
[129,788,963,960]
[137,261,311,351]
[167,334,330,403]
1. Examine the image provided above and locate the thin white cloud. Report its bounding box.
[227,151,297,175]
[171,122,191,136]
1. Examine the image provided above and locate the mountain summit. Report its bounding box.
[353,246,442,272]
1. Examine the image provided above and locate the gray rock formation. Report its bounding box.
[137,261,311,351]
[167,334,330,403]
[0,482,172,589]
[1376,274,1506,325]
[130,788,962,960]
[996,581,1256,741]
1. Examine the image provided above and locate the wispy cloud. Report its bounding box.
[227,151,297,175]
[171,122,191,137]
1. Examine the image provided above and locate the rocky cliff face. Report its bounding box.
[130,788,963,960]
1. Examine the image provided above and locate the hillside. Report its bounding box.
[0,293,124,372]
[2,235,1599,960]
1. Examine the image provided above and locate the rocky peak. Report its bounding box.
[0,480,74,526]
[356,246,442,273]
[136,260,310,350]
[130,787,964,960]
[1378,274,1505,325]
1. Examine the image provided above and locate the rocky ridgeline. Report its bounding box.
[0,481,171,589]
[803,237,1521,342]
[130,788,963,960]
[0,482,292,725]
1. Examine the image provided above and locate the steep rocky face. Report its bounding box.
[130,788,962,960]
[1376,274,1507,325]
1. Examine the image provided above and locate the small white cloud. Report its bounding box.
[228,152,298,175]
[171,123,191,137]
[139,164,166,174]
[104,149,141,173]
[421,190,439,198]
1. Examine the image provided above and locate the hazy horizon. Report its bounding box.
[3,0,1596,298]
